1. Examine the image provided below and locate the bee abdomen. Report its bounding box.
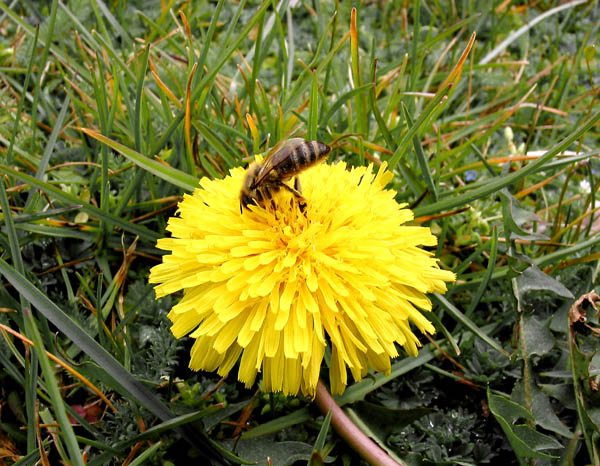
[295,141,330,169]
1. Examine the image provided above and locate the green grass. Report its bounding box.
[1,1,599,464]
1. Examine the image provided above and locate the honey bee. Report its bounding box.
[240,138,331,212]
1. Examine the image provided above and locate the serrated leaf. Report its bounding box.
[221,437,334,466]
[538,384,576,410]
[500,190,548,241]
[512,425,563,452]
[488,389,559,460]
[488,390,534,425]
[513,382,572,438]
[345,406,404,464]
[353,402,433,431]
[516,265,574,299]
[522,315,554,357]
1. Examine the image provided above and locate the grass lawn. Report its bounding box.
[0,1,599,465]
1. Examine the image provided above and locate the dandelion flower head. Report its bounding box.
[149,161,455,396]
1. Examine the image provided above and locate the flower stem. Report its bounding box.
[314,380,403,466]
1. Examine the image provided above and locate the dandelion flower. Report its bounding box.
[149,162,455,396]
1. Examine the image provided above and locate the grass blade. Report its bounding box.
[80,129,199,191]
[308,70,318,140]
[350,7,367,139]
[0,258,226,463]
[23,310,85,466]
[401,102,438,201]
[0,164,160,242]
[433,293,508,357]
[466,227,499,318]
[149,1,271,157]
[414,109,600,217]
[387,86,449,171]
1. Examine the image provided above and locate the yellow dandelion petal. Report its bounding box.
[252,271,280,297]
[249,298,269,332]
[190,336,222,371]
[269,282,280,313]
[311,309,326,345]
[367,348,392,374]
[303,333,325,394]
[237,315,257,348]
[293,317,310,354]
[299,283,319,314]
[316,278,338,311]
[283,317,298,359]
[213,314,247,354]
[279,278,297,314]
[239,337,260,387]
[149,161,455,396]
[295,296,307,328]
[329,345,348,395]
[169,309,203,339]
[217,344,243,375]
[263,312,280,358]
[339,318,368,354]
[275,305,290,331]
[264,340,284,392]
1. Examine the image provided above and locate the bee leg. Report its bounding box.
[293,178,307,212]
[259,186,278,218]
[278,181,307,212]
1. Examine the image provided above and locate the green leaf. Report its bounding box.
[414,109,600,217]
[127,441,164,466]
[0,259,171,417]
[0,164,160,242]
[312,408,332,454]
[488,389,560,460]
[387,86,449,171]
[466,227,498,318]
[23,312,84,466]
[352,402,432,432]
[500,191,548,241]
[568,292,600,463]
[344,405,407,464]
[80,129,199,191]
[401,102,438,201]
[516,264,574,299]
[242,408,311,439]
[319,84,373,127]
[124,406,225,446]
[522,315,554,358]
[433,293,508,357]
[150,1,272,157]
[489,390,534,424]
[222,437,327,466]
[308,70,318,141]
[0,258,225,464]
[512,382,572,438]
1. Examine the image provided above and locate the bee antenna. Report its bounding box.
[329,133,359,151]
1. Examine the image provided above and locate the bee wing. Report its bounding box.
[252,138,305,188]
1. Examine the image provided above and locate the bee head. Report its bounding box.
[240,163,262,213]
[240,192,255,212]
